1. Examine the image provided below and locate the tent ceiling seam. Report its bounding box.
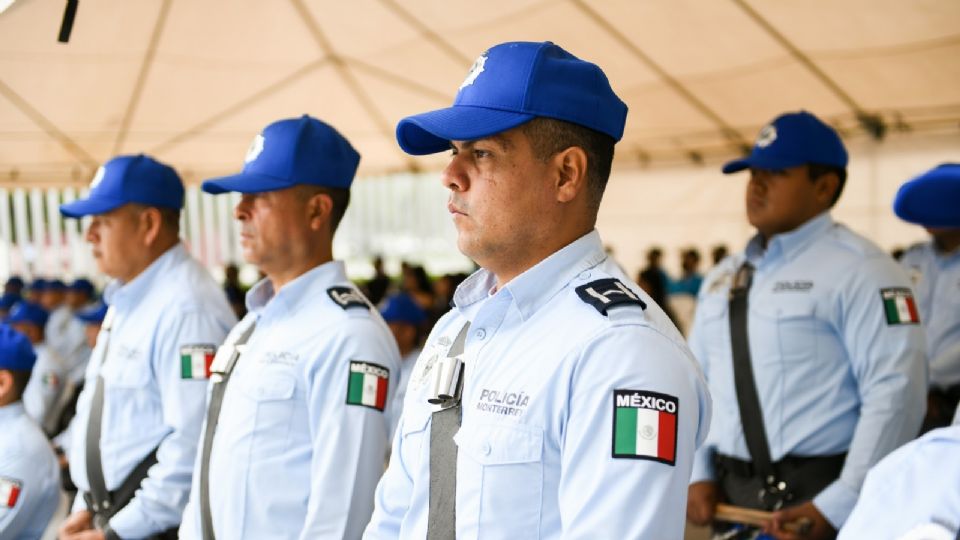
[0,78,97,169]
[149,58,330,156]
[570,0,749,152]
[376,0,472,65]
[112,0,173,156]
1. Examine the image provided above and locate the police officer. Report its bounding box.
[685,111,927,539]
[894,163,960,432]
[0,323,61,539]
[178,115,401,540]
[838,166,960,540]
[7,300,65,431]
[364,41,711,539]
[58,154,236,539]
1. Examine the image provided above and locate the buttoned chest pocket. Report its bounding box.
[100,349,157,436]
[456,423,544,539]
[400,407,432,483]
[241,368,298,453]
[755,299,820,364]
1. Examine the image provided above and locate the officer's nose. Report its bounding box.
[84,221,99,244]
[441,152,468,192]
[235,194,252,221]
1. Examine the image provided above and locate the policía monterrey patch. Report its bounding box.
[346,361,390,412]
[0,476,22,508]
[880,287,920,325]
[612,389,678,465]
[180,344,217,380]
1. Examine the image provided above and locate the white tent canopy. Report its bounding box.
[1,0,958,185]
[0,0,957,282]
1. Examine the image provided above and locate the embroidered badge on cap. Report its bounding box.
[0,477,22,508]
[180,344,216,380]
[612,389,678,465]
[880,287,920,325]
[327,287,369,310]
[576,278,646,315]
[245,133,265,164]
[459,53,487,90]
[346,361,390,411]
[756,124,777,148]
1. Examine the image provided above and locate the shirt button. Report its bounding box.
[480,442,491,456]
[475,328,487,340]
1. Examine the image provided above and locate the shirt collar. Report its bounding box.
[0,401,26,421]
[103,242,187,309]
[453,229,607,321]
[746,212,834,265]
[246,260,348,316]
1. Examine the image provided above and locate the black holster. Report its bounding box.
[715,452,846,511]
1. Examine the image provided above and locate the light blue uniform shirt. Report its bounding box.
[0,402,60,539]
[365,230,712,539]
[22,343,67,428]
[179,261,401,540]
[688,213,927,528]
[67,243,236,538]
[900,241,960,389]
[838,425,960,539]
[47,304,93,385]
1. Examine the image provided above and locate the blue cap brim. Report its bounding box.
[721,154,808,175]
[202,173,295,195]
[396,106,536,155]
[59,196,126,218]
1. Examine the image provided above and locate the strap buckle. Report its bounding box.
[757,475,793,511]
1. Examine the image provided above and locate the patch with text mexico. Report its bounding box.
[346,361,390,412]
[880,287,920,325]
[612,389,678,465]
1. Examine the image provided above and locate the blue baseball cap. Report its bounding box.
[46,279,66,292]
[380,292,426,326]
[29,278,48,292]
[75,302,109,324]
[69,278,95,296]
[396,41,628,155]
[722,111,848,174]
[0,324,36,372]
[5,301,49,328]
[0,293,18,311]
[5,276,24,289]
[60,154,184,218]
[893,163,960,227]
[202,115,360,194]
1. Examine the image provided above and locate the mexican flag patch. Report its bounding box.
[612,390,678,465]
[180,344,217,380]
[880,287,920,325]
[0,477,21,508]
[346,361,389,411]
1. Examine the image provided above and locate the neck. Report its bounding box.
[491,225,591,289]
[933,230,960,253]
[267,253,333,292]
[119,237,178,284]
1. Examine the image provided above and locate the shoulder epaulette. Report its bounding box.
[575,278,646,316]
[327,287,370,310]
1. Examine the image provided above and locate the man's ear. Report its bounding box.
[814,171,840,207]
[0,370,13,404]
[553,146,588,204]
[140,207,164,246]
[307,191,334,232]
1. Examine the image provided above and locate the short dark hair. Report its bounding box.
[6,369,31,400]
[298,185,351,233]
[808,163,847,207]
[520,117,616,215]
[159,207,181,234]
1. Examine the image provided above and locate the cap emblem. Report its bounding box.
[756,124,777,148]
[245,133,265,164]
[459,53,487,90]
[90,166,106,189]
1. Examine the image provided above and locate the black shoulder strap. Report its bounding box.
[84,307,115,518]
[199,319,258,540]
[728,263,777,488]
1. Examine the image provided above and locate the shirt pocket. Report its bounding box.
[241,368,298,454]
[755,298,819,364]
[456,422,544,539]
[101,355,156,438]
[695,296,731,358]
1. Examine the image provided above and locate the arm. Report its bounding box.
[558,325,711,538]
[811,258,927,528]
[107,310,231,538]
[362,416,414,540]
[299,319,400,540]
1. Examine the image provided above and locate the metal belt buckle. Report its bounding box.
[757,475,793,511]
